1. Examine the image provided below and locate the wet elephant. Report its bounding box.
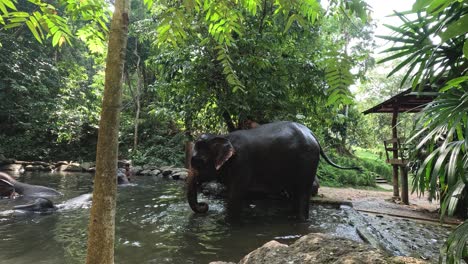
[0,194,93,218]
[187,121,360,221]
[0,172,62,198]
[13,197,56,213]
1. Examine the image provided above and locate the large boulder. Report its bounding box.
[148,169,162,177]
[140,169,153,176]
[64,163,83,172]
[132,165,144,175]
[160,166,174,177]
[210,233,427,264]
[170,168,188,180]
[80,162,95,172]
[24,165,49,172]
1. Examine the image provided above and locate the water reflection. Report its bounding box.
[0,172,359,264]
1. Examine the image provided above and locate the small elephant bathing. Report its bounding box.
[187,121,360,221]
[0,172,62,198]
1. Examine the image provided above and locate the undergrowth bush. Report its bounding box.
[128,132,185,166]
[317,148,391,188]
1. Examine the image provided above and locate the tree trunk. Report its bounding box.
[133,38,142,151]
[85,0,130,263]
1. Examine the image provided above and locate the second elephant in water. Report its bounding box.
[0,172,62,198]
[13,197,56,213]
[187,121,360,221]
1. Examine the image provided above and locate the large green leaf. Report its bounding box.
[440,14,468,42]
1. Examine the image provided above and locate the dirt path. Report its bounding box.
[314,185,461,225]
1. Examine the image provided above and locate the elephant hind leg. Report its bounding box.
[292,186,312,221]
[293,163,318,221]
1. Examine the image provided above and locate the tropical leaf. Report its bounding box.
[440,14,468,42]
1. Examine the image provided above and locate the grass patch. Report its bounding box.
[317,147,393,188]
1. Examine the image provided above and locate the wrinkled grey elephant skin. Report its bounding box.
[0,172,62,197]
[187,121,360,221]
[14,197,56,213]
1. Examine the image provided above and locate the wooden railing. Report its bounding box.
[383,138,408,165]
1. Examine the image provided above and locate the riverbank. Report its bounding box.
[210,185,461,264]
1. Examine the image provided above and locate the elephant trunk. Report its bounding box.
[186,168,208,213]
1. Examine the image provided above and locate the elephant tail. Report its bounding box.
[319,148,361,171]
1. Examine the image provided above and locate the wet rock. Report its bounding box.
[215,233,427,264]
[239,240,288,264]
[171,168,188,180]
[160,166,174,177]
[139,169,152,176]
[0,163,23,172]
[64,163,83,172]
[56,164,69,172]
[132,166,143,175]
[24,165,49,171]
[148,169,161,177]
[80,162,95,172]
[55,161,69,166]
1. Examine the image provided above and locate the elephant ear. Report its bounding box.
[209,137,235,171]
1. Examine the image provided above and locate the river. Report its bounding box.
[0,172,361,264]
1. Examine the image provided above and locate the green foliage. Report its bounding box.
[354,147,393,181]
[439,221,468,264]
[120,116,186,166]
[317,149,382,187]
[0,16,103,161]
[355,66,416,150]
[381,1,467,262]
[379,1,467,89]
[150,0,373,112]
[0,0,110,53]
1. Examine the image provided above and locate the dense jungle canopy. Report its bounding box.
[0,0,467,263]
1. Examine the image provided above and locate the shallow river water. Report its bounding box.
[0,172,361,264]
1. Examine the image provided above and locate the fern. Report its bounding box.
[322,54,355,107]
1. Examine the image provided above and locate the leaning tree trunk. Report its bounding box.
[85,0,130,263]
[132,38,142,151]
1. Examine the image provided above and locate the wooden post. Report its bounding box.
[400,165,409,204]
[391,106,400,198]
[185,141,193,169]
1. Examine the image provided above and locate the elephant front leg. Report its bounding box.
[224,169,249,222]
[225,189,243,222]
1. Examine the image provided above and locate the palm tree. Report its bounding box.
[379,0,467,262]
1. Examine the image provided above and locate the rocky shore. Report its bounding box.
[210,233,427,264]
[0,158,189,181]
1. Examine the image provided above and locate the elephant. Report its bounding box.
[117,169,130,185]
[13,193,93,212]
[0,172,62,198]
[187,121,360,221]
[0,193,93,218]
[13,197,56,213]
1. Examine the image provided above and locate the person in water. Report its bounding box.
[124,163,132,181]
